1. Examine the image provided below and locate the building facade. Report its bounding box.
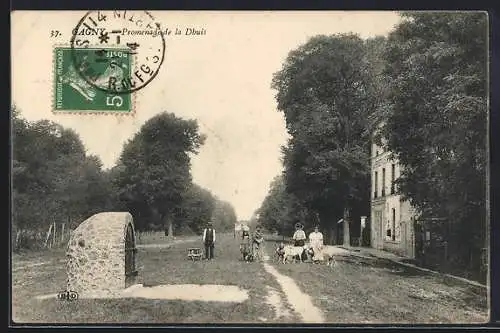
[370,138,417,259]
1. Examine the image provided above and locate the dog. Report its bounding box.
[304,247,315,262]
[314,245,338,267]
[240,244,253,262]
[244,253,255,262]
[283,245,308,264]
[275,242,286,263]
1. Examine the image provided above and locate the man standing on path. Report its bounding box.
[203,221,216,260]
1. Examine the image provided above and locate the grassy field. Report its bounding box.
[265,240,488,324]
[12,233,488,324]
[11,233,297,324]
[135,231,200,245]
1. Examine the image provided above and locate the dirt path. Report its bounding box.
[261,252,325,323]
[261,285,294,322]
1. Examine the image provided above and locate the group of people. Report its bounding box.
[202,219,324,263]
[276,223,325,262]
[201,220,265,261]
[239,225,264,262]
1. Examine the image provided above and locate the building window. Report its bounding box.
[381,168,386,197]
[374,171,378,198]
[391,163,395,194]
[392,208,396,241]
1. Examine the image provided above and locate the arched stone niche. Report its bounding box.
[66,212,138,296]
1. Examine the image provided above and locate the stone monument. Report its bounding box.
[66,212,138,297]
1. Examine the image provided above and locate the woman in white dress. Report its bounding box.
[308,225,324,262]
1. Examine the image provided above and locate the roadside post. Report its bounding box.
[360,216,367,247]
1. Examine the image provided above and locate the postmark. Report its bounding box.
[70,10,166,95]
[53,46,134,113]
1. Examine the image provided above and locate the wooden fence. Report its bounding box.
[13,222,72,251]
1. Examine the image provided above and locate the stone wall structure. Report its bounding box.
[66,212,137,296]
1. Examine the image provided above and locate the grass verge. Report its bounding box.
[12,234,288,324]
[265,240,488,324]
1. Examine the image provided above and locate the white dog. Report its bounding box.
[283,245,307,264]
[315,245,338,267]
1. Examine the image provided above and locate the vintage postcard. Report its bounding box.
[11,10,489,324]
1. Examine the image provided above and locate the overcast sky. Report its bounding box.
[12,11,402,221]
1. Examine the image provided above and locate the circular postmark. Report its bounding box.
[70,10,165,94]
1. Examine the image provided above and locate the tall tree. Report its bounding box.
[12,107,116,249]
[212,199,238,232]
[256,174,309,235]
[382,12,488,270]
[114,112,206,237]
[272,34,377,244]
[174,183,216,235]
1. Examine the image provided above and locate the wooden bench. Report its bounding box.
[187,248,203,261]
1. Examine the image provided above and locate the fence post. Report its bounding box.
[61,223,65,243]
[44,224,53,248]
[52,222,57,248]
[15,230,21,250]
[443,241,448,271]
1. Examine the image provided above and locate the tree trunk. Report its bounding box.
[61,223,65,243]
[317,211,332,245]
[45,224,53,248]
[168,221,174,239]
[163,214,174,239]
[52,222,57,248]
[343,207,351,247]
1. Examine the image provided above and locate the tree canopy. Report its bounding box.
[12,107,114,248]
[269,34,381,243]
[12,107,238,249]
[381,12,488,268]
[113,112,208,235]
[260,13,487,276]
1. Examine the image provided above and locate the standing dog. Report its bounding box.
[275,242,286,263]
[315,245,338,267]
[240,243,253,262]
[304,247,315,262]
[283,245,308,264]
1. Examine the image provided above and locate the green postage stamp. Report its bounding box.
[53,47,134,113]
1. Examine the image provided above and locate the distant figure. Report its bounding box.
[252,226,264,261]
[292,223,306,247]
[202,221,216,260]
[240,226,252,261]
[308,225,324,262]
[242,228,250,240]
[241,224,250,239]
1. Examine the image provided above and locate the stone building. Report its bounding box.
[370,133,417,258]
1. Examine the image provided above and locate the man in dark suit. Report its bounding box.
[203,221,216,260]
